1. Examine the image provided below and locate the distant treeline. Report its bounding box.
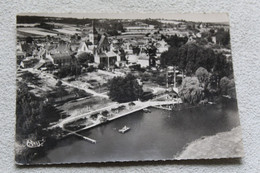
[17,15,92,25]
[16,15,162,27]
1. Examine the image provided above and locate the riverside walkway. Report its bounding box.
[50,99,182,130]
[50,99,182,144]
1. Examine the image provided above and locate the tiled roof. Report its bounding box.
[52,53,72,60]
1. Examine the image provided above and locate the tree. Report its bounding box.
[160,47,178,67]
[108,74,143,103]
[179,77,204,104]
[219,77,236,98]
[195,67,209,86]
[87,65,95,72]
[146,43,157,67]
[119,48,126,61]
[216,28,230,47]
[107,29,119,36]
[156,74,166,85]
[227,79,236,99]
[55,85,67,101]
[164,34,188,48]
[133,46,141,55]
[25,36,33,44]
[206,74,219,100]
[56,80,62,86]
[219,76,230,95]
[141,72,151,81]
[77,52,94,66]
[98,62,106,70]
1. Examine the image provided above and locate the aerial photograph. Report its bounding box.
[15,13,243,165]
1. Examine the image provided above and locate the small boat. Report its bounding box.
[222,95,232,99]
[208,102,216,105]
[143,108,151,113]
[118,125,130,133]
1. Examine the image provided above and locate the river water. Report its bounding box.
[35,99,240,164]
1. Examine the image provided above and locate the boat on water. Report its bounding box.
[208,101,216,105]
[222,95,232,99]
[118,125,130,133]
[143,108,151,113]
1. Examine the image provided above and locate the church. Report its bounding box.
[77,22,120,70]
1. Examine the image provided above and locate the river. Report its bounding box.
[34,99,240,164]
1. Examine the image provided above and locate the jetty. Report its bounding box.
[63,129,96,144]
[152,105,172,111]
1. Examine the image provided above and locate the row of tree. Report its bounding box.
[160,43,234,79]
[179,67,236,105]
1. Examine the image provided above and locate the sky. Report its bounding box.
[19,13,229,23]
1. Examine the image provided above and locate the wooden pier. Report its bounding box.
[63,129,96,144]
[152,105,172,111]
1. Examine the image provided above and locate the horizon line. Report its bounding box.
[17,13,230,24]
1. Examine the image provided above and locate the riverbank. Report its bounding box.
[61,101,152,137]
[174,126,244,160]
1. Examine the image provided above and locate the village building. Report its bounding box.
[20,57,39,68]
[30,39,77,70]
[16,42,26,63]
[160,28,189,37]
[77,41,94,54]
[93,35,121,68]
[211,36,217,44]
[137,53,150,68]
[123,23,156,35]
[47,53,74,67]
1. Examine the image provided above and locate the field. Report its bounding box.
[17,27,57,37]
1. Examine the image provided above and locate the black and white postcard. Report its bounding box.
[15,13,244,165]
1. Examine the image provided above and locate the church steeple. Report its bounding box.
[89,19,99,45]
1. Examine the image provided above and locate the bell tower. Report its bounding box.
[89,20,99,45]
